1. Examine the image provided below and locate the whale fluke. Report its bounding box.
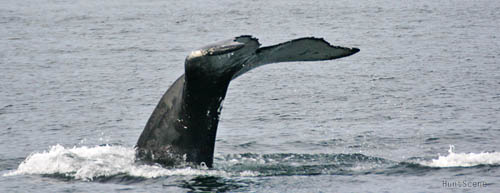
[136,35,359,167]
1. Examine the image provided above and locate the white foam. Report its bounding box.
[4,145,258,181]
[422,145,500,167]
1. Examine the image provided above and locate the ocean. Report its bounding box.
[1,0,499,192]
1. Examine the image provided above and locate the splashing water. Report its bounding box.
[422,145,500,167]
[3,145,257,181]
[4,145,393,181]
[5,144,499,182]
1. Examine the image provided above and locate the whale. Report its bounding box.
[135,35,359,167]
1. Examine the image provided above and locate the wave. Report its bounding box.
[3,145,252,181]
[215,152,393,176]
[3,144,391,181]
[420,145,500,167]
[4,144,499,182]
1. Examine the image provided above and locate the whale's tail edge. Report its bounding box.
[232,36,359,79]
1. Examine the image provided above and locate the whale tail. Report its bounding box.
[136,36,359,168]
[231,36,359,79]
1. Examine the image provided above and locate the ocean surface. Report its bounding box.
[1,0,499,192]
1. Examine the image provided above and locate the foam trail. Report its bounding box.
[422,145,500,167]
[4,145,258,181]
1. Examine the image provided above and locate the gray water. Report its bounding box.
[1,0,499,192]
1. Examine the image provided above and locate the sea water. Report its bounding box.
[1,0,499,192]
